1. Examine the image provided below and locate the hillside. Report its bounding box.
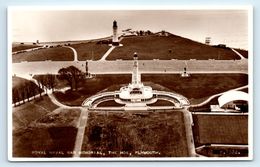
[12,47,74,63]
[12,43,41,52]
[70,42,110,60]
[107,34,241,60]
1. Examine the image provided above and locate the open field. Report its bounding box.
[12,76,35,89]
[80,110,189,157]
[12,47,74,63]
[148,100,174,106]
[13,104,81,157]
[53,74,247,106]
[37,108,81,127]
[192,114,248,147]
[107,35,240,60]
[13,127,78,157]
[13,95,59,129]
[70,42,110,60]
[12,44,41,52]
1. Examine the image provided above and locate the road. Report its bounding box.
[12,59,248,77]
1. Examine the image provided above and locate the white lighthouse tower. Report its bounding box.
[112,20,119,46]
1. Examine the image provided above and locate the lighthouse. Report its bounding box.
[112,20,119,46]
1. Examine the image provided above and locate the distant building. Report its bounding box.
[112,20,119,46]
[205,37,211,45]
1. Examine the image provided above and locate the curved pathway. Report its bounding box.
[190,85,248,107]
[63,46,78,61]
[231,48,246,59]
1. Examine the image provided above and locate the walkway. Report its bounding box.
[100,46,116,61]
[73,108,89,158]
[100,37,124,61]
[180,108,196,157]
[190,85,248,107]
[231,48,246,59]
[63,46,78,61]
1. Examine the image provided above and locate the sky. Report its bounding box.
[11,9,249,49]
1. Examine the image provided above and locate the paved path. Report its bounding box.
[190,85,248,107]
[231,48,246,59]
[64,46,78,61]
[73,108,89,158]
[100,46,116,61]
[181,109,196,157]
[100,37,124,61]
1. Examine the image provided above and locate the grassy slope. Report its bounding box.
[12,47,74,63]
[107,35,241,60]
[12,76,35,88]
[13,95,59,129]
[12,44,41,52]
[54,74,248,106]
[81,110,189,157]
[192,114,248,146]
[13,101,80,157]
[234,49,248,58]
[12,76,43,102]
[70,42,110,60]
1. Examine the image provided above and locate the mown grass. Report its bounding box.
[13,95,59,129]
[12,47,74,63]
[70,42,110,60]
[12,44,41,52]
[81,110,189,157]
[53,74,248,106]
[192,114,248,147]
[107,35,240,60]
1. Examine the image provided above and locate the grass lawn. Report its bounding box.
[12,44,41,52]
[13,95,59,129]
[12,47,74,63]
[107,35,240,60]
[70,42,110,60]
[37,108,81,127]
[53,74,247,106]
[12,76,36,88]
[192,114,248,147]
[97,100,124,107]
[13,127,78,157]
[13,105,80,157]
[80,110,189,157]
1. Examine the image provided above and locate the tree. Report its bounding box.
[58,66,84,91]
